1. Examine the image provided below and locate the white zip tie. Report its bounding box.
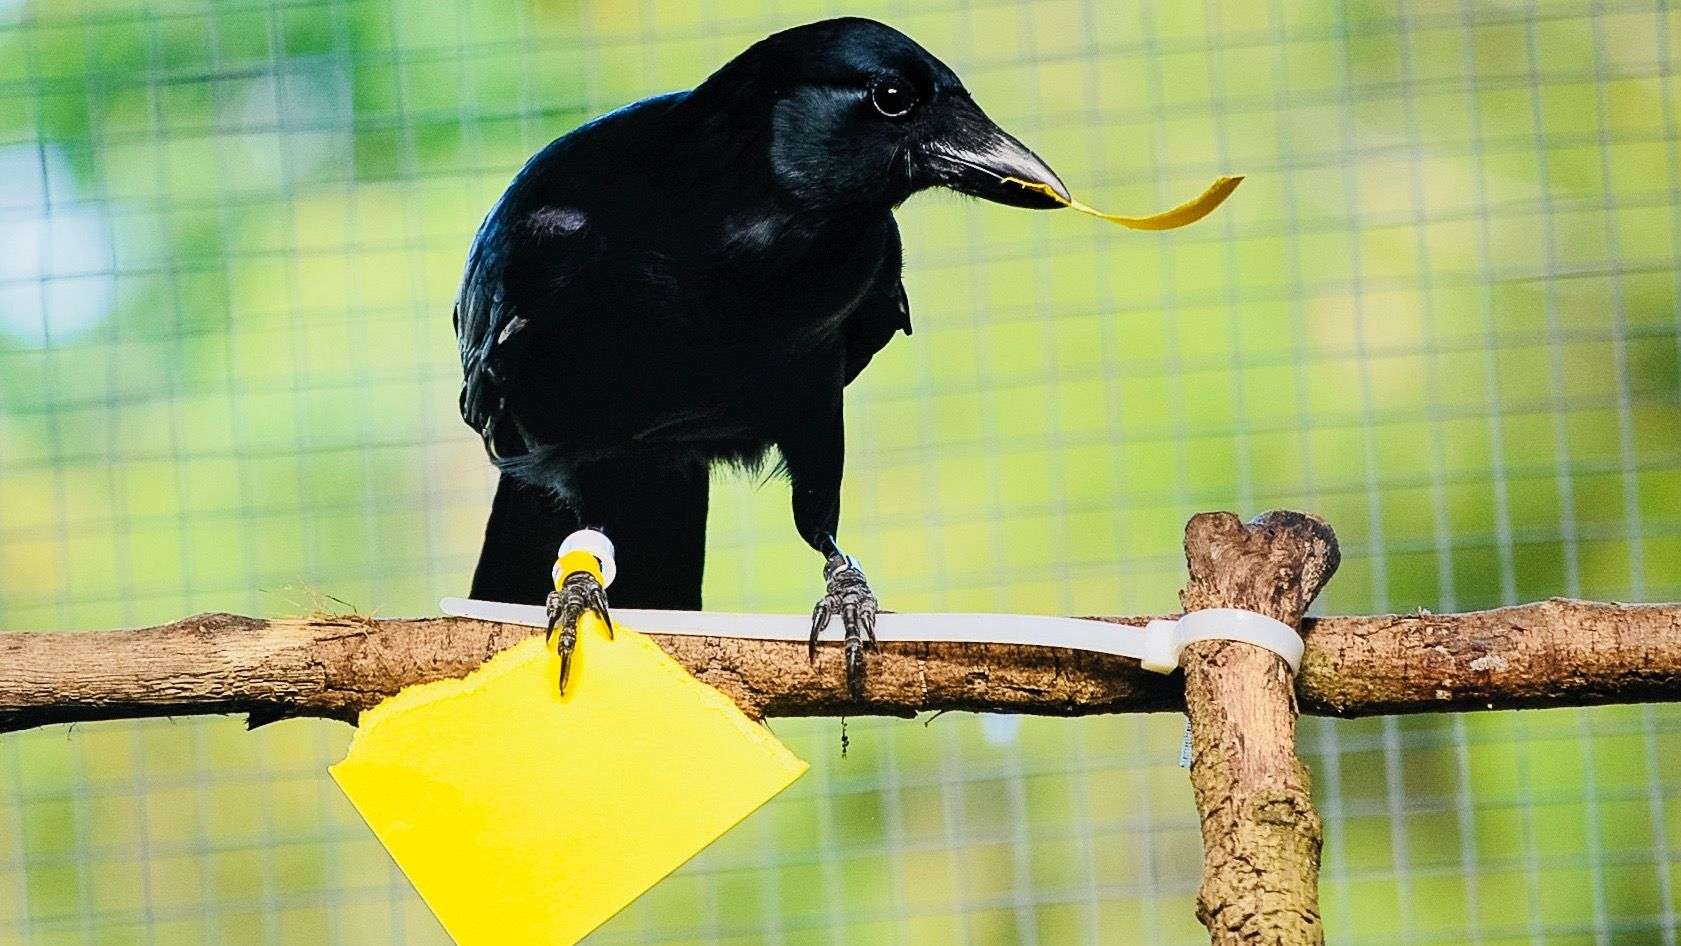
[1138,608,1304,674]
[438,599,1304,674]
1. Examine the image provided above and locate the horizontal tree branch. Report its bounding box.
[1,597,1678,733]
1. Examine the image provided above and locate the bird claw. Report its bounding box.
[546,571,613,694]
[807,555,878,698]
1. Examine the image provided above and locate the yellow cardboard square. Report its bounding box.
[330,621,808,946]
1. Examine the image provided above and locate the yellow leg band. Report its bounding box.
[554,550,604,591]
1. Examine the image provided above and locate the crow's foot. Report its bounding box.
[808,555,878,697]
[546,571,613,694]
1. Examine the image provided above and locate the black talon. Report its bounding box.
[808,597,831,661]
[845,635,865,697]
[558,639,575,695]
[591,582,615,639]
[545,570,613,694]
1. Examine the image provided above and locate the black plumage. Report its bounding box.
[456,17,1066,689]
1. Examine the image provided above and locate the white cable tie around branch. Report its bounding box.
[1137,608,1304,675]
[440,599,1303,673]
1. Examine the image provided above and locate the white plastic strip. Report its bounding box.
[1139,608,1304,674]
[438,598,1304,673]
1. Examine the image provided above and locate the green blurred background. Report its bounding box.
[2,0,1679,942]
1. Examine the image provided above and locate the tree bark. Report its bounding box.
[1178,511,1339,945]
[3,598,1679,735]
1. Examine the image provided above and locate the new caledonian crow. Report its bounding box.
[456,18,1069,692]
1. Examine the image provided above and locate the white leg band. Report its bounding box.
[555,529,617,588]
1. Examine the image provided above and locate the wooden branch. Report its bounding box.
[10,513,1678,946]
[1,597,1679,735]
[1178,511,1337,945]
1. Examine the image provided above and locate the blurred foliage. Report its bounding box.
[1,0,1679,943]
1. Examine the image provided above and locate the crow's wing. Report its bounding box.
[842,225,911,385]
[456,96,691,458]
[454,201,599,459]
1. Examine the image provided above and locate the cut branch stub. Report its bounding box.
[1179,510,1339,946]
[1179,510,1341,620]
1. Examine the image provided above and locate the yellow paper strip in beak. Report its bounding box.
[331,625,808,946]
[1003,175,1244,230]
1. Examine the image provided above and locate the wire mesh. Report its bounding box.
[1,0,1678,943]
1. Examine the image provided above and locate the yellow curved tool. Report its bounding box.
[1003,174,1244,230]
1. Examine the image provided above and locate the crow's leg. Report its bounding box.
[778,391,879,697]
[571,457,708,611]
[541,457,709,693]
[472,473,582,606]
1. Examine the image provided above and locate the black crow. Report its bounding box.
[456,17,1067,692]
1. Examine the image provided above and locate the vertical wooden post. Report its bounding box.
[1179,511,1341,944]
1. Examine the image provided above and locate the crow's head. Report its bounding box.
[696,18,1068,211]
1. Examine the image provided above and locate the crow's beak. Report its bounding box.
[921,94,1069,209]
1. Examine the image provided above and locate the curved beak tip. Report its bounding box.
[1028,176,1069,210]
[1002,167,1071,210]
[1035,173,1072,205]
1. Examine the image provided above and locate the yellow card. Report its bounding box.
[330,621,808,946]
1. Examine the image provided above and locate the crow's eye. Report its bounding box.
[869,78,918,118]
